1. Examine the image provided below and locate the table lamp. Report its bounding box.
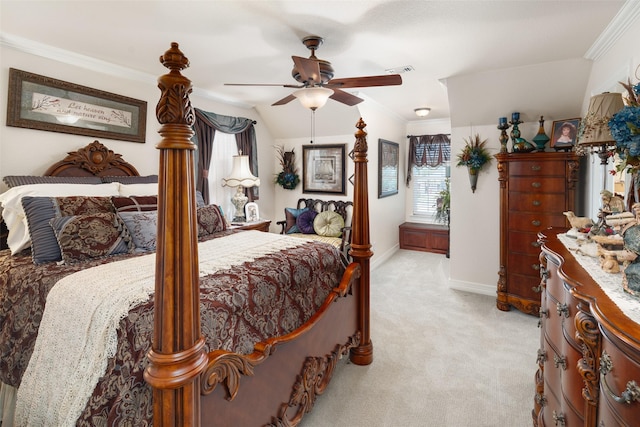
[222,153,260,222]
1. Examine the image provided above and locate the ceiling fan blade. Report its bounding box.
[292,55,321,84]
[224,83,303,88]
[330,88,364,106]
[327,74,402,88]
[272,94,297,106]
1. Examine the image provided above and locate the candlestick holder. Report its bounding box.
[498,122,510,153]
[510,118,535,153]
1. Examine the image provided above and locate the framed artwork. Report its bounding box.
[302,144,346,194]
[245,202,259,222]
[6,68,147,143]
[378,139,399,198]
[550,118,580,151]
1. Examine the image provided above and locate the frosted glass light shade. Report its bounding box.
[414,108,431,117]
[293,87,333,110]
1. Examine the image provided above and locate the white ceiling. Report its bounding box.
[0,0,629,136]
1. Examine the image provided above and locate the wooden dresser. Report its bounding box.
[496,152,579,315]
[534,228,640,426]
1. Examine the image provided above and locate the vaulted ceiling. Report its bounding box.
[0,0,630,138]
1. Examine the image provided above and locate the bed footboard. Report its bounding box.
[146,43,372,427]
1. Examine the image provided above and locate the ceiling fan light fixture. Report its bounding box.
[293,87,333,110]
[414,107,431,117]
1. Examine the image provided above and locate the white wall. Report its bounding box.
[0,44,278,227]
[273,96,406,268]
[580,17,640,220]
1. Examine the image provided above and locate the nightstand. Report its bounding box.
[229,219,271,232]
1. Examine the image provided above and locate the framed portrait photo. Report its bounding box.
[245,202,259,222]
[550,118,580,151]
[302,144,346,194]
[378,139,399,198]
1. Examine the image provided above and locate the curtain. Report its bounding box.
[193,108,258,203]
[406,134,451,186]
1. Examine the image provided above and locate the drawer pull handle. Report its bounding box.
[600,351,640,405]
[535,392,547,406]
[552,410,566,426]
[554,354,567,370]
[532,220,541,227]
[532,200,541,206]
[536,349,547,364]
[531,165,542,171]
[537,308,548,327]
[539,265,548,281]
[532,182,542,188]
[531,263,540,271]
[556,302,569,318]
[531,241,541,248]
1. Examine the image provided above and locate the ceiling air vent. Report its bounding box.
[385,65,414,74]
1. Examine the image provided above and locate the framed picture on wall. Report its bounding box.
[6,68,147,143]
[302,144,346,194]
[378,139,399,198]
[550,118,580,151]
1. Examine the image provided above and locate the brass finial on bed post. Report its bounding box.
[349,117,374,366]
[145,42,207,427]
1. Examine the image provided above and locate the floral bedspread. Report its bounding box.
[0,230,345,426]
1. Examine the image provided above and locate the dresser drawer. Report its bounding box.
[508,160,567,176]
[509,212,568,232]
[508,252,541,276]
[506,272,541,302]
[509,177,568,193]
[508,230,543,255]
[598,330,640,424]
[509,192,567,213]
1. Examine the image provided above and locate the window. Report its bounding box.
[207,132,237,221]
[411,162,450,222]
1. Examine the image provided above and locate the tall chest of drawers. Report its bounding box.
[496,152,579,315]
[534,229,640,426]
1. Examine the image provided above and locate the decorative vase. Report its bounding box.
[532,116,550,152]
[468,167,479,193]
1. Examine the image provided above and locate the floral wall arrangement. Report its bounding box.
[456,134,492,193]
[274,145,300,190]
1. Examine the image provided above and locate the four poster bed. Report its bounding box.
[0,43,372,426]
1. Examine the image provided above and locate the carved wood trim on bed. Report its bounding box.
[144,42,372,427]
[44,140,140,177]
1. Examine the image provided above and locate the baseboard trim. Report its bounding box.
[448,278,496,297]
[371,244,399,271]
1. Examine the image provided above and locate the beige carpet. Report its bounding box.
[301,249,539,427]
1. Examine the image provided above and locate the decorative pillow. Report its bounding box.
[0,182,120,254]
[296,209,318,234]
[313,211,345,237]
[3,175,102,188]
[284,207,309,234]
[50,212,133,264]
[118,183,159,197]
[101,175,158,184]
[111,196,158,212]
[22,196,116,264]
[197,204,227,237]
[118,211,158,253]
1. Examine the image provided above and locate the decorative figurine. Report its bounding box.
[498,117,510,153]
[509,112,535,153]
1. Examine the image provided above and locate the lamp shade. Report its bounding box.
[578,92,625,146]
[293,87,333,110]
[222,155,260,188]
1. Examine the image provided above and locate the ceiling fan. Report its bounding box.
[225,36,402,109]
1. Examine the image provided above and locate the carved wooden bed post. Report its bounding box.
[144,43,208,426]
[349,118,374,365]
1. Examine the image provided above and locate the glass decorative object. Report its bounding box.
[532,116,550,152]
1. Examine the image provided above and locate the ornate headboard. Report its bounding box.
[44,140,140,177]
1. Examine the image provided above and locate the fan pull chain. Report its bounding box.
[310,109,315,144]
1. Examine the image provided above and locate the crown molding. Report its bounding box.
[584,0,640,61]
[0,32,253,109]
